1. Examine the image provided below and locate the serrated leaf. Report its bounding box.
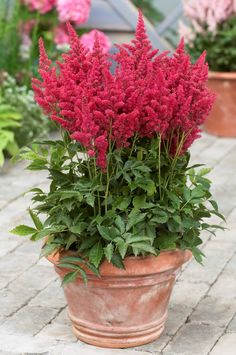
[40,243,58,257]
[86,194,95,207]
[111,254,125,269]
[61,271,79,286]
[10,225,37,236]
[97,225,113,241]
[115,216,125,234]
[131,242,156,254]
[70,223,87,234]
[104,243,114,262]
[117,240,128,258]
[28,209,43,230]
[89,242,104,267]
[151,210,169,224]
[126,212,146,231]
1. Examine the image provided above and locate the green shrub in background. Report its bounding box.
[188,16,236,72]
[0,73,51,165]
[0,103,21,166]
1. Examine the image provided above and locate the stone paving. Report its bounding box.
[0,132,236,355]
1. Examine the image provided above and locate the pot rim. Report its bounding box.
[209,71,236,80]
[47,248,192,277]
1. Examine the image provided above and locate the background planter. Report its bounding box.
[204,71,236,137]
[48,249,191,349]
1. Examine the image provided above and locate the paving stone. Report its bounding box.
[163,323,223,355]
[0,332,54,353]
[194,137,236,167]
[35,323,76,343]
[0,252,38,286]
[190,296,236,328]
[29,280,66,309]
[170,280,209,308]
[0,240,21,259]
[133,334,171,352]
[51,343,153,355]
[179,240,236,285]
[0,306,58,336]
[165,304,193,336]
[53,308,70,326]
[228,313,236,332]
[208,254,236,300]
[209,333,236,355]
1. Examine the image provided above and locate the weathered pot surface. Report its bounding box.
[204,71,236,137]
[47,249,191,348]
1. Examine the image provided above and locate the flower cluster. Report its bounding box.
[54,26,111,53]
[22,0,56,14]
[32,12,214,169]
[56,0,91,25]
[22,0,91,24]
[180,0,236,41]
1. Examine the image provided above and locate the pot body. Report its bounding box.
[204,71,236,137]
[48,249,191,348]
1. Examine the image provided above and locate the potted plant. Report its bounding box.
[180,0,236,137]
[11,12,224,349]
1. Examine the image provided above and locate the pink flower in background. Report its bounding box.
[56,0,91,25]
[178,21,195,44]
[54,24,70,46]
[22,0,56,14]
[183,0,236,33]
[81,30,112,53]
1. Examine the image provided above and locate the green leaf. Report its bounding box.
[131,242,156,255]
[40,243,58,257]
[97,225,113,241]
[70,223,87,234]
[198,167,212,176]
[28,209,43,230]
[209,200,219,212]
[10,225,37,236]
[104,243,114,262]
[111,254,125,269]
[89,242,104,267]
[115,216,125,234]
[115,196,131,211]
[61,271,79,286]
[126,211,146,231]
[86,194,95,207]
[151,210,169,224]
[59,256,86,264]
[117,240,128,258]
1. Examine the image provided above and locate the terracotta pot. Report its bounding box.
[204,71,236,137]
[48,249,191,348]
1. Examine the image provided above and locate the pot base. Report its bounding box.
[70,311,167,348]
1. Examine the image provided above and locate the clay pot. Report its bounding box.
[204,71,236,137]
[48,249,191,348]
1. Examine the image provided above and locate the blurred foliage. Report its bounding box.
[188,16,236,72]
[132,0,164,24]
[0,73,51,148]
[0,0,22,76]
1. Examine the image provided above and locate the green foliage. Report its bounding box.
[0,101,21,166]
[188,16,236,72]
[0,73,51,148]
[0,0,22,76]
[11,133,225,284]
[131,0,164,24]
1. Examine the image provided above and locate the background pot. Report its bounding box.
[48,249,191,349]
[204,71,236,137]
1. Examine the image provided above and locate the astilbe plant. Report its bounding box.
[12,12,224,284]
